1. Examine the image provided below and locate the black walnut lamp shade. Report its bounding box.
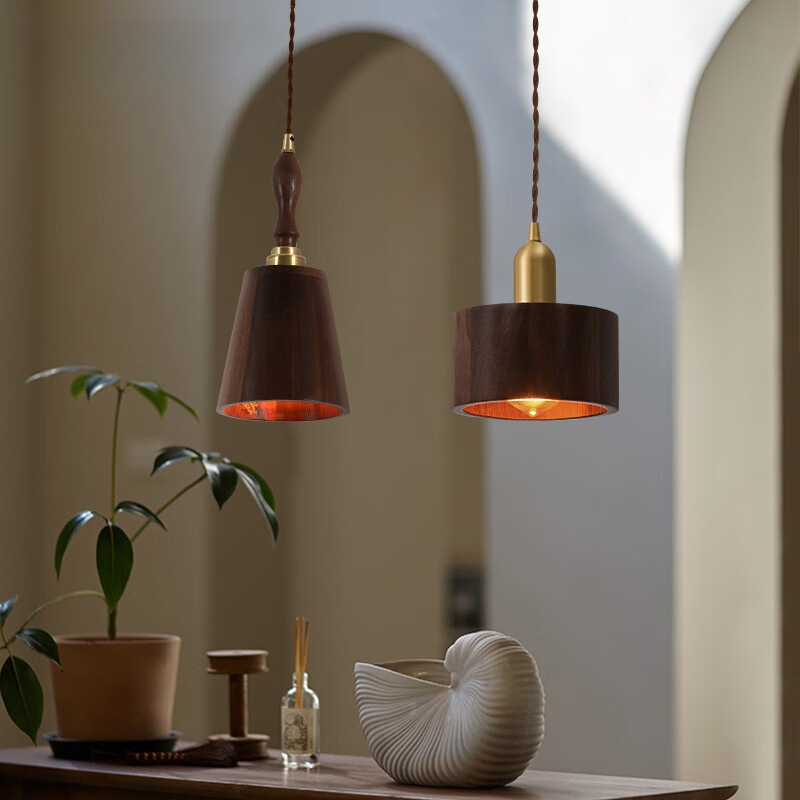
[217,1,348,422]
[217,140,348,421]
[453,1,618,421]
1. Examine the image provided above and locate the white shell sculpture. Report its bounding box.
[354,630,544,788]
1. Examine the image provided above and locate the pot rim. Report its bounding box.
[54,633,181,645]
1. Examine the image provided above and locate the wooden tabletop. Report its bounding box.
[0,748,737,800]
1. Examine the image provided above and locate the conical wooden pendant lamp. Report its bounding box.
[453,1,618,420]
[218,0,348,421]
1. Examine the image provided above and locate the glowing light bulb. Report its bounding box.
[508,398,558,418]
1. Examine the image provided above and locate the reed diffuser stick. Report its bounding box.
[294,616,310,708]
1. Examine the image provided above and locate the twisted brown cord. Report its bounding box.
[286,0,296,134]
[531,0,539,223]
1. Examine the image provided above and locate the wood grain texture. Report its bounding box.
[452,302,618,419]
[272,150,302,247]
[217,264,349,420]
[0,748,737,800]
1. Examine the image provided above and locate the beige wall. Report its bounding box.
[677,0,800,797]
[0,0,39,656]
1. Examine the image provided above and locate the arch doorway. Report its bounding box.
[677,0,800,796]
[211,33,483,753]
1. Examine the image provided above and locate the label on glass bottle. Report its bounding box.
[282,706,317,754]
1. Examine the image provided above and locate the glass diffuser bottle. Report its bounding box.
[281,617,319,768]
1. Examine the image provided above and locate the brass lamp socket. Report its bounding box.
[514,222,556,303]
[282,133,296,153]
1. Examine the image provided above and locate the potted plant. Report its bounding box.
[9,365,279,744]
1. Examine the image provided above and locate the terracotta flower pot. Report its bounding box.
[50,634,180,741]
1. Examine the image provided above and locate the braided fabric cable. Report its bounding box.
[531,0,540,223]
[286,0,296,134]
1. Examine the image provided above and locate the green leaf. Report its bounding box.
[25,365,101,384]
[96,524,133,611]
[0,597,18,627]
[232,464,279,542]
[15,629,61,668]
[85,373,119,399]
[114,501,166,531]
[0,656,43,744]
[55,510,103,579]
[70,373,95,398]
[202,460,238,509]
[151,445,202,475]
[163,391,199,422]
[230,462,276,511]
[130,381,168,417]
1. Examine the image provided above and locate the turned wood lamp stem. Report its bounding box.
[267,135,307,267]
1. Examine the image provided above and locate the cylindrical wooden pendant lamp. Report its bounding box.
[453,1,618,420]
[217,1,348,422]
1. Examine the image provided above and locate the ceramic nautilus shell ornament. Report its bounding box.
[354,630,544,788]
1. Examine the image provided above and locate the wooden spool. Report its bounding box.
[207,650,270,760]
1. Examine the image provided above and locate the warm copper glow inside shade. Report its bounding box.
[220,400,344,422]
[460,400,609,421]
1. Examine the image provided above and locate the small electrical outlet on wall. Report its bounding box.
[445,564,483,646]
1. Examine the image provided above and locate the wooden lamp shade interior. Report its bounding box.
[221,400,342,422]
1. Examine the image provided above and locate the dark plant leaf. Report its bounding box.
[70,373,94,398]
[0,596,18,628]
[25,365,101,384]
[230,462,276,511]
[232,464,279,542]
[163,391,199,422]
[85,373,119,399]
[130,381,168,417]
[15,629,61,668]
[96,524,133,611]
[114,501,166,531]
[151,445,202,475]
[55,510,102,579]
[0,655,43,744]
[202,460,238,509]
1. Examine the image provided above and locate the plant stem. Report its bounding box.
[108,607,117,640]
[110,386,124,523]
[130,473,206,543]
[16,589,105,633]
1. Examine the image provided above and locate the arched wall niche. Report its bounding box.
[678,0,800,797]
[211,32,484,753]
